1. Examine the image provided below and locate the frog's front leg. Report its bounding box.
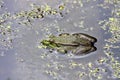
[56,47,67,54]
[72,46,97,55]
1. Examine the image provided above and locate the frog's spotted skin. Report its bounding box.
[41,33,97,55]
[49,34,78,46]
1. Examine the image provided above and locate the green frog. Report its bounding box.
[41,33,97,55]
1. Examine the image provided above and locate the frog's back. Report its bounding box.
[50,34,78,45]
[49,33,96,46]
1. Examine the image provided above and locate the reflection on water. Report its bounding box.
[0,0,120,80]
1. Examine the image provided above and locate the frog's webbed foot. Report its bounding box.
[72,46,97,55]
[72,33,97,43]
[59,33,70,36]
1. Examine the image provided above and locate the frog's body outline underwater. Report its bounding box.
[41,33,97,55]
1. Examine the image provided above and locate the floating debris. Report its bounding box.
[15,4,66,25]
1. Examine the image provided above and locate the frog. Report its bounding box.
[41,33,97,55]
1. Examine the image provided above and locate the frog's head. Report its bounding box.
[41,40,59,49]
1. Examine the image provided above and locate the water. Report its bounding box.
[0,0,120,80]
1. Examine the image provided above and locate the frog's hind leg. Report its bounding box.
[72,33,97,43]
[72,46,97,55]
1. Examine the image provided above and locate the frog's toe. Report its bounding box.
[90,37,97,43]
[90,46,97,52]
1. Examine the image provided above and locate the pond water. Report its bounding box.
[0,0,120,80]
